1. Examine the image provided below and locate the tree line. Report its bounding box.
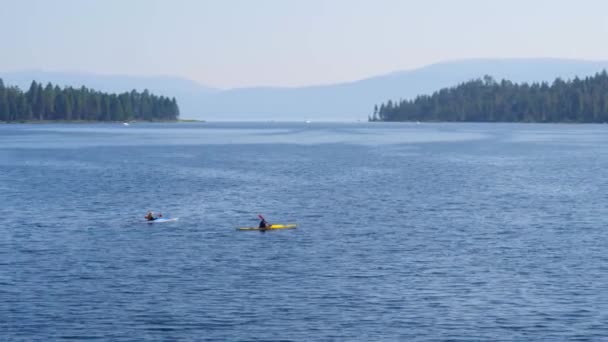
[371,71,608,123]
[0,79,179,122]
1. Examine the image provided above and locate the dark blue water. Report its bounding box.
[2,122,607,341]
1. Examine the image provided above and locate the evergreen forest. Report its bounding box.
[0,79,179,122]
[372,71,608,123]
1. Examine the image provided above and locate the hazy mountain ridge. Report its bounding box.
[196,58,608,121]
[4,58,608,121]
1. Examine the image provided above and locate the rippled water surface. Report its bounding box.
[2,122,608,341]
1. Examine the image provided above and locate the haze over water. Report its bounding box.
[2,122,607,340]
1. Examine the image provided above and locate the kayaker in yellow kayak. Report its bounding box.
[258,214,270,229]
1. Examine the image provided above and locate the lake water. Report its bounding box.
[2,122,607,341]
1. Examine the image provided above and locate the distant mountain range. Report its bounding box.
[3,58,608,121]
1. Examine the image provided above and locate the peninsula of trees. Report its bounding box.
[371,71,608,123]
[0,79,179,122]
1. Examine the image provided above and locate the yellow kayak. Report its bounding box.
[237,223,297,231]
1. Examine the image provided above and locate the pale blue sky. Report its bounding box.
[1,0,607,88]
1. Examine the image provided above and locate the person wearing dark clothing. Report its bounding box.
[145,211,157,221]
[258,214,269,229]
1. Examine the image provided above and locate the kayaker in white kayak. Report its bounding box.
[145,211,162,221]
[145,212,155,221]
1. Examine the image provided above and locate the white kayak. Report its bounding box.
[146,217,179,223]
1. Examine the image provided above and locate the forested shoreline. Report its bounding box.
[372,71,608,123]
[0,79,179,122]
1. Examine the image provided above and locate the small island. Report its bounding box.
[371,71,608,123]
[0,79,179,122]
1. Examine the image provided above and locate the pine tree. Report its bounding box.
[0,79,8,121]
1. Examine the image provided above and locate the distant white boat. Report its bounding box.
[305,120,312,124]
[123,122,130,126]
